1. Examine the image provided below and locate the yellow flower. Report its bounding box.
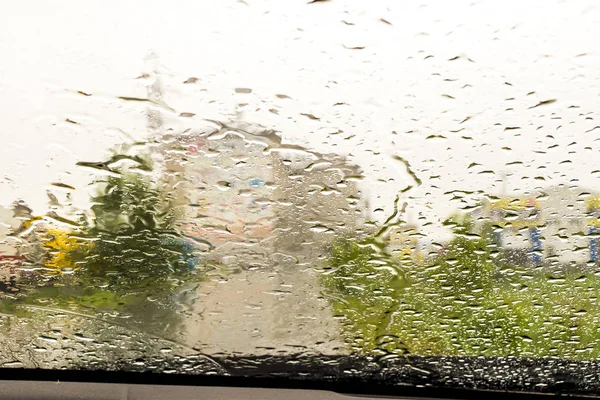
[489,197,539,211]
[41,228,88,275]
[588,218,600,228]
[586,195,600,212]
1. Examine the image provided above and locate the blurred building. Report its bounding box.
[152,124,368,269]
[470,185,598,267]
[270,146,368,268]
[153,126,279,268]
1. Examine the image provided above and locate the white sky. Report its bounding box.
[1,0,600,239]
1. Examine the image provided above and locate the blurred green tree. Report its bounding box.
[80,169,195,292]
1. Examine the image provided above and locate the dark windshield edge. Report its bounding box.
[0,354,598,400]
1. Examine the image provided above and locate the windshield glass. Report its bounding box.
[1,0,600,396]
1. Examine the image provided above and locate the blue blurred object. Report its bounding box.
[161,235,207,271]
[529,227,542,265]
[248,178,264,188]
[590,226,599,262]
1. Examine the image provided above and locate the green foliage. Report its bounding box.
[392,216,501,355]
[89,171,179,233]
[79,170,197,292]
[325,216,600,359]
[322,238,406,354]
[11,161,203,318]
[15,285,146,311]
